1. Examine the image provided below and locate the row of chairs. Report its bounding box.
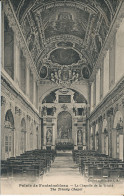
[72,150,124,179]
[1,149,56,179]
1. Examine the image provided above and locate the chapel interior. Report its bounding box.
[1,0,124,181]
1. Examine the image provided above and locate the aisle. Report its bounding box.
[43,150,84,183]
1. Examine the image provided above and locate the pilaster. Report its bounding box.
[26,66,30,98]
[1,96,6,160]
[33,77,36,107]
[15,106,22,156]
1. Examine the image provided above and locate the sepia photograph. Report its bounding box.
[1,0,124,195]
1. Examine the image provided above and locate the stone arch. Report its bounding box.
[5,109,14,129]
[39,87,88,104]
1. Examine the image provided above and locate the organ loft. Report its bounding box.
[1,0,124,193]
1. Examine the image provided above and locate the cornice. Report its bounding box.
[1,70,40,119]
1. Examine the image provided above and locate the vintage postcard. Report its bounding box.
[1,0,124,195]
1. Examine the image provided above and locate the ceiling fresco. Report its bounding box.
[10,0,120,84]
[49,48,81,65]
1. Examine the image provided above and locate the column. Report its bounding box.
[36,83,38,109]
[43,118,47,149]
[15,107,21,156]
[38,123,41,149]
[1,96,6,160]
[30,71,33,103]
[1,3,4,69]
[87,121,90,150]
[14,36,20,86]
[93,123,96,150]
[52,118,56,150]
[100,64,103,100]
[93,78,96,108]
[33,77,36,106]
[103,50,109,96]
[96,69,100,105]
[83,126,86,150]
[89,83,91,111]
[26,66,30,98]
[91,82,94,112]
[107,109,114,157]
[115,18,124,83]
[98,117,102,153]
[26,115,31,151]
[109,36,115,89]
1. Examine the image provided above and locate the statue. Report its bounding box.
[51,73,55,83]
[46,129,52,144]
[77,130,82,145]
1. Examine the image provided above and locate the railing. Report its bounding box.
[55,138,74,144]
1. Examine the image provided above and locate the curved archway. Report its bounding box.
[39,87,88,104]
[113,111,123,160]
[4,109,14,159]
[5,109,14,129]
[57,111,72,140]
[20,118,26,154]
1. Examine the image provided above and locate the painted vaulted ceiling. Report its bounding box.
[10,0,120,84]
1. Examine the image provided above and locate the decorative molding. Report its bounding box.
[15,106,22,115]
[1,96,6,106]
[27,114,31,121]
[107,107,113,117]
[61,104,68,111]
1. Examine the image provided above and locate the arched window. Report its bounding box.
[4,110,14,159]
